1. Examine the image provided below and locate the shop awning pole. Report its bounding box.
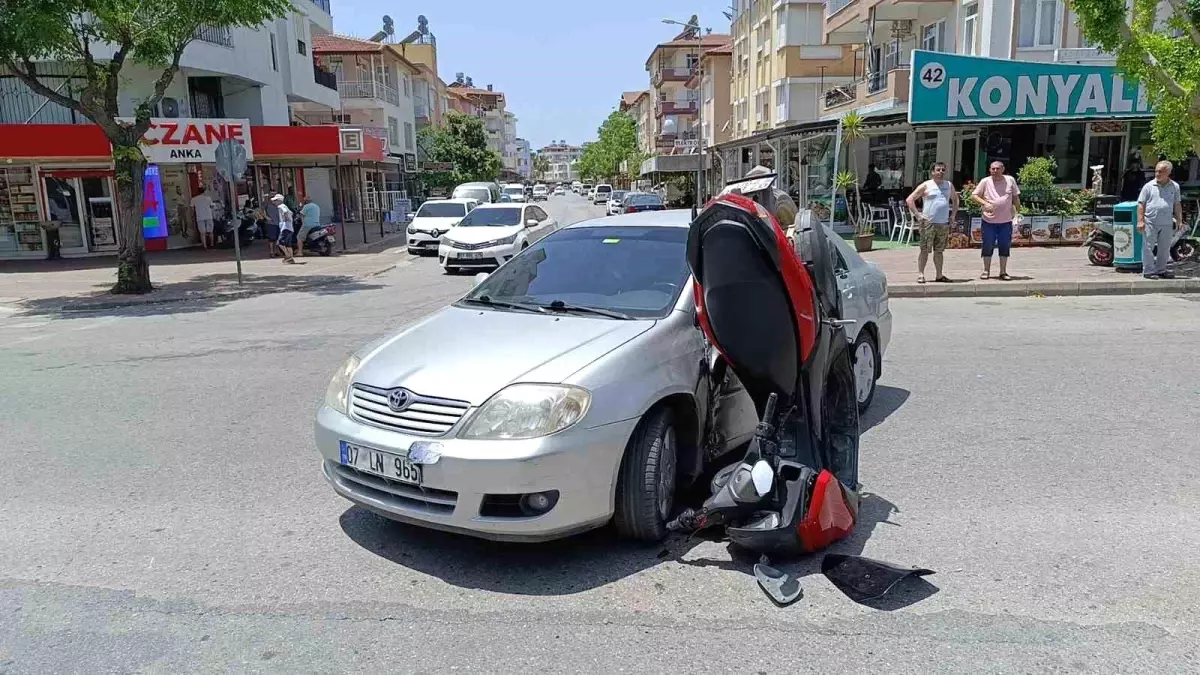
[335,156,347,252]
[357,161,368,245]
[377,162,385,239]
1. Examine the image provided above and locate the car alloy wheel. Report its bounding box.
[656,427,677,521]
[852,333,877,412]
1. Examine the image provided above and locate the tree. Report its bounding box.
[0,0,292,293]
[532,153,550,181]
[418,111,502,190]
[1069,0,1199,157]
[838,111,867,231]
[577,110,642,183]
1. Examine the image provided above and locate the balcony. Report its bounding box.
[192,25,233,48]
[655,100,699,117]
[337,79,400,106]
[653,66,695,85]
[824,65,909,115]
[313,65,337,91]
[414,100,430,122]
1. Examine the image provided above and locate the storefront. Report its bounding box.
[0,122,386,260]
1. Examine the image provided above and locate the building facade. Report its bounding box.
[537,141,584,183]
[515,138,532,179]
[446,77,517,180]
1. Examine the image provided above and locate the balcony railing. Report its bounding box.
[868,64,909,95]
[313,65,337,91]
[654,66,695,84]
[823,83,859,109]
[193,25,233,48]
[656,100,699,116]
[337,79,400,106]
[414,101,430,120]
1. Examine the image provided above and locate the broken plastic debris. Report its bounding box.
[821,554,934,604]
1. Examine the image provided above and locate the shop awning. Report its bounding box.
[0,122,387,163]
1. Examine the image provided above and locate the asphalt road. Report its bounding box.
[2,194,1199,672]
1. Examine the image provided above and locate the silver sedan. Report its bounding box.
[315,211,758,542]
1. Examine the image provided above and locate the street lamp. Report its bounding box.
[663,17,706,205]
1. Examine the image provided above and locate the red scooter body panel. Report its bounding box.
[798,470,858,553]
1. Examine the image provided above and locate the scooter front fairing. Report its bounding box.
[674,185,860,557]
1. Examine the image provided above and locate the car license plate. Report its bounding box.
[339,441,422,485]
[458,251,484,259]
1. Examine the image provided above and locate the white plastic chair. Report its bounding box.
[890,203,917,246]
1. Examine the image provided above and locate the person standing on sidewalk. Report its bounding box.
[271,194,296,263]
[263,193,280,258]
[905,162,958,284]
[971,161,1021,281]
[190,187,215,250]
[1137,160,1184,279]
[297,196,321,257]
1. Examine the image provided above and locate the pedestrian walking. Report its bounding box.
[271,193,296,263]
[190,187,215,250]
[905,162,958,284]
[1137,160,1184,279]
[971,160,1022,281]
[297,196,321,257]
[263,193,280,258]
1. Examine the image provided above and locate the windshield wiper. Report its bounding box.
[539,300,634,320]
[460,296,546,314]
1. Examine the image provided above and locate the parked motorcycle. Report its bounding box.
[1087,216,1200,266]
[303,223,337,257]
[213,212,256,249]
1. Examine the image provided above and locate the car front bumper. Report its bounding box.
[438,242,518,268]
[407,231,442,250]
[314,405,637,541]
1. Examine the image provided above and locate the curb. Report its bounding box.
[889,278,1200,298]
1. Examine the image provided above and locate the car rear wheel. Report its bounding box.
[852,332,878,413]
[614,408,676,542]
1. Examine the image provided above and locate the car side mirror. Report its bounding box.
[471,272,489,288]
[525,219,538,228]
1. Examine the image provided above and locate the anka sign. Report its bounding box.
[120,118,254,163]
[908,50,1152,124]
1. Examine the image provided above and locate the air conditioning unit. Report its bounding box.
[161,97,180,117]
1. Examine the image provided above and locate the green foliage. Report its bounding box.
[532,154,550,180]
[837,112,867,230]
[1016,156,1058,190]
[577,111,641,182]
[419,112,502,186]
[960,182,983,216]
[1068,0,1200,157]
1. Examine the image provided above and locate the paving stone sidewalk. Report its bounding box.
[0,223,410,314]
[860,245,1200,297]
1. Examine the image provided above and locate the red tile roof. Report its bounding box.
[621,90,647,107]
[447,85,504,98]
[312,34,384,53]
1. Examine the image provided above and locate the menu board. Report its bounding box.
[1029,216,1062,244]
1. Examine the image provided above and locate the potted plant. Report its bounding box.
[837,171,874,251]
[960,182,983,247]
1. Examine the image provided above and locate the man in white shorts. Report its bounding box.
[191,187,215,249]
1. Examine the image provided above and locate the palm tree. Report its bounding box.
[839,111,867,232]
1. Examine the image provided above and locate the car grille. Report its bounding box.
[450,240,493,250]
[349,385,471,436]
[329,462,458,515]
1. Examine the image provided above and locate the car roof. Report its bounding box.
[474,202,529,210]
[565,208,692,230]
[421,198,474,204]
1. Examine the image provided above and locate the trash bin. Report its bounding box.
[1112,201,1142,270]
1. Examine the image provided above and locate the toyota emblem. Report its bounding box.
[387,388,413,412]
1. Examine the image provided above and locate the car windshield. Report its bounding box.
[453,188,491,202]
[503,187,524,196]
[457,207,522,227]
[460,226,689,319]
[627,193,663,206]
[416,202,466,218]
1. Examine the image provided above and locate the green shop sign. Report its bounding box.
[908,50,1152,124]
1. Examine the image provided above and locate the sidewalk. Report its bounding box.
[0,220,409,314]
[860,245,1200,298]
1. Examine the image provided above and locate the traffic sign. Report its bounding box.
[214,138,248,182]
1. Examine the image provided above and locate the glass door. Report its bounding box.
[1086,134,1125,195]
[42,176,88,254]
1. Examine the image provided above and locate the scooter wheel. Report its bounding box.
[1171,240,1197,262]
[1088,246,1113,267]
[319,245,333,257]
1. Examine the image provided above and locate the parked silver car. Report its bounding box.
[314,210,890,542]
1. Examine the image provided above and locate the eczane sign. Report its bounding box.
[908,50,1152,124]
[118,118,254,163]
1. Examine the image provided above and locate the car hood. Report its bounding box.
[444,225,522,244]
[353,306,655,404]
[410,217,461,231]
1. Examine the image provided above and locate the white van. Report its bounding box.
[593,184,613,204]
[452,182,501,204]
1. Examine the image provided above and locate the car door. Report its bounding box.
[827,228,869,344]
[522,206,547,243]
[534,205,557,237]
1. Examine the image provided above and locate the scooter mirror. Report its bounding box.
[472,272,489,288]
[751,460,774,496]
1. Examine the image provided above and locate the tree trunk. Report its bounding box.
[111,144,152,294]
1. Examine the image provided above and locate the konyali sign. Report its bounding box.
[908,50,1152,124]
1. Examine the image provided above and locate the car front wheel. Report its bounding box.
[852,331,878,413]
[613,408,677,542]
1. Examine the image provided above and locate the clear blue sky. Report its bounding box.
[331,0,732,150]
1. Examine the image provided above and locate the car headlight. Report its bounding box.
[324,354,361,414]
[485,234,518,247]
[460,384,591,440]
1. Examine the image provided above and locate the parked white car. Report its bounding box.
[593,184,613,204]
[532,184,549,201]
[502,184,527,202]
[438,203,559,273]
[606,190,628,215]
[406,198,477,254]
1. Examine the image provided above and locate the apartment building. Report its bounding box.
[627,92,654,156]
[390,17,449,136]
[515,138,532,179]
[537,141,584,183]
[639,27,731,185]
[446,77,519,180]
[716,0,1164,220]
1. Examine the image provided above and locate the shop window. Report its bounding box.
[269,33,279,72]
[1034,122,1085,184]
[1018,0,1059,48]
[963,3,979,56]
[868,133,907,190]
